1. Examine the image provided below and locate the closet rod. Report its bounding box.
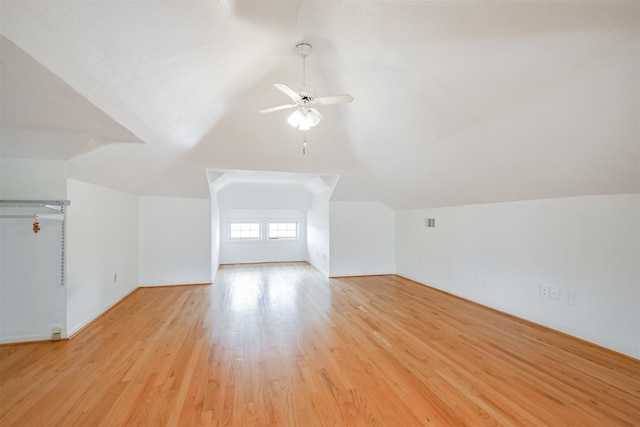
[0,214,65,219]
[0,200,71,207]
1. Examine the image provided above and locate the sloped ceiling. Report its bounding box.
[0,36,143,159]
[0,1,638,209]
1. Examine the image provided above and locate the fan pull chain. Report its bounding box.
[303,133,308,154]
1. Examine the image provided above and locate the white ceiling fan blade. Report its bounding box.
[315,94,354,105]
[260,103,297,114]
[274,83,300,101]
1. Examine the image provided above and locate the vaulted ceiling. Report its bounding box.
[1,1,638,209]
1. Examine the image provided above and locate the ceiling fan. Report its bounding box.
[260,43,353,131]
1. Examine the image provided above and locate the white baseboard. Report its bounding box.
[0,333,54,344]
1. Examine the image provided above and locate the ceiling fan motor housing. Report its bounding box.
[298,85,316,101]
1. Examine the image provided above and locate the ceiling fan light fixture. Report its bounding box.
[305,109,322,128]
[299,121,311,131]
[287,108,321,130]
[287,108,305,128]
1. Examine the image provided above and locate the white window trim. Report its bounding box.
[267,221,299,240]
[228,221,261,241]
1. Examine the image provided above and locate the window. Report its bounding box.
[226,219,302,242]
[268,222,298,239]
[229,222,260,240]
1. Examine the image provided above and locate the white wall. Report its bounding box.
[329,201,396,277]
[0,158,68,343]
[1,159,67,200]
[219,209,307,264]
[307,191,331,275]
[139,196,211,286]
[217,182,312,210]
[396,194,640,359]
[211,193,220,280]
[66,179,138,336]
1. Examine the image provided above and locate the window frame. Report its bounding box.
[267,221,299,240]
[228,221,262,241]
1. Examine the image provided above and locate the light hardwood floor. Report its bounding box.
[1,262,638,426]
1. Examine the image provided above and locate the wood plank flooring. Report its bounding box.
[1,262,638,426]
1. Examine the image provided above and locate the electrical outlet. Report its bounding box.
[113,272,118,283]
[564,290,575,305]
[550,287,560,300]
[540,285,550,298]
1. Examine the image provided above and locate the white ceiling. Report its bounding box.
[1,1,638,209]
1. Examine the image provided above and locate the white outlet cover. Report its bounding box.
[564,290,576,305]
[540,285,550,298]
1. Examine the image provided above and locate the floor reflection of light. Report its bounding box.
[218,264,335,353]
[227,269,301,319]
[266,276,296,312]
[229,271,262,313]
